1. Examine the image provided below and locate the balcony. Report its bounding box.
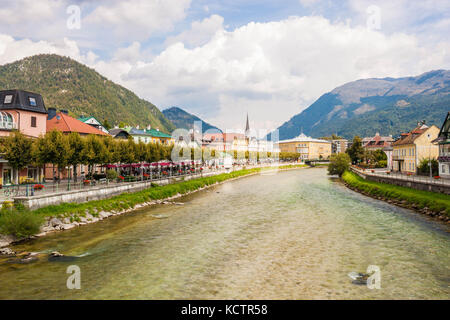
[438,156,450,163]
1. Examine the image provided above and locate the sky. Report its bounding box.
[0,0,449,134]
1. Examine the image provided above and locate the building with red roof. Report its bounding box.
[46,108,108,136]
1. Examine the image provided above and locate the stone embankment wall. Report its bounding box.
[352,169,450,195]
[14,172,219,210]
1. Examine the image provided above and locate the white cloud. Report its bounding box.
[0,35,96,66]
[84,0,192,40]
[165,15,224,48]
[109,16,449,131]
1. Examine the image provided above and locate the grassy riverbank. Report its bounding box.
[342,171,450,218]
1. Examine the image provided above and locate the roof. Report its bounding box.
[109,128,130,137]
[145,128,172,138]
[47,112,109,136]
[278,134,332,144]
[129,128,148,135]
[0,89,47,114]
[78,116,101,124]
[392,124,430,146]
[363,133,394,148]
[437,112,450,141]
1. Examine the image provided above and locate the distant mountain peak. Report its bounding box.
[163,106,221,133]
[273,69,450,140]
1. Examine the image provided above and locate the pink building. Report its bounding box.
[0,90,48,185]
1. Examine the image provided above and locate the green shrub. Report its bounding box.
[106,169,118,180]
[0,206,44,238]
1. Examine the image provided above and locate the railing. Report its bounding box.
[0,166,225,200]
[351,166,450,187]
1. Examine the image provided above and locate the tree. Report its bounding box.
[347,136,364,164]
[103,119,112,131]
[67,132,86,182]
[328,153,351,177]
[2,131,33,183]
[84,135,108,177]
[34,130,70,181]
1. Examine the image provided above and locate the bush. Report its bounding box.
[0,206,44,238]
[417,158,439,176]
[376,160,387,168]
[106,169,118,180]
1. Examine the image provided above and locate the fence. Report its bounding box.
[0,166,223,200]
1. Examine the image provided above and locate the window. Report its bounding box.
[28,97,37,106]
[31,116,37,128]
[4,95,12,104]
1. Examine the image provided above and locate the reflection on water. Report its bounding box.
[0,168,449,299]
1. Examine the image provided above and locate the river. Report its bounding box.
[0,168,449,299]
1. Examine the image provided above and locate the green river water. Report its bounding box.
[0,168,449,299]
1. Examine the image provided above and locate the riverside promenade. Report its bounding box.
[5,163,287,210]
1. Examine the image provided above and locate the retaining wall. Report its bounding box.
[14,172,219,210]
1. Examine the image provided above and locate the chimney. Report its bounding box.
[147,124,151,130]
[47,107,57,120]
[60,109,68,115]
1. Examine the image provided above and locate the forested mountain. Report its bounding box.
[163,106,221,132]
[273,70,450,140]
[0,54,175,133]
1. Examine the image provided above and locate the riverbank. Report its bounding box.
[0,164,307,249]
[342,171,450,223]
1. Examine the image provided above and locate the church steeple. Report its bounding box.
[245,112,250,137]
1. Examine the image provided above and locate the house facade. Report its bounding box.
[331,139,348,154]
[0,90,48,185]
[392,123,439,174]
[435,112,450,178]
[278,134,332,160]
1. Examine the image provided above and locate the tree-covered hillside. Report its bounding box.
[0,54,175,133]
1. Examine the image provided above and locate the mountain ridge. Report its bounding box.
[0,54,175,133]
[272,69,450,140]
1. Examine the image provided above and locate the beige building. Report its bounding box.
[278,134,332,160]
[392,123,440,174]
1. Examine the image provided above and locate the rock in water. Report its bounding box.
[48,251,77,262]
[0,248,15,256]
[348,272,370,285]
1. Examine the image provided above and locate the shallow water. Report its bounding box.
[0,168,449,299]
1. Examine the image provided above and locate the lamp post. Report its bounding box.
[428,133,433,180]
